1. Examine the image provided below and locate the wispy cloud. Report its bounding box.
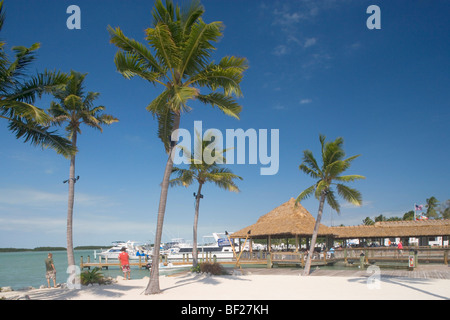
[300,98,313,104]
[304,38,317,48]
[272,44,288,56]
[0,188,113,208]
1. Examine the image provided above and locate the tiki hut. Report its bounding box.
[332,219,450,240]
[230,198,334,251]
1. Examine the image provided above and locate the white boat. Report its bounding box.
[166,233,239,261]
[95,240,151,260]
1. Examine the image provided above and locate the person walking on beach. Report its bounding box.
[397,240,403,256]
[45,253,57,288]
[119,247,131,280]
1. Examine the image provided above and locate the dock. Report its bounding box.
[80,255,150,270]
[80,247,449,271]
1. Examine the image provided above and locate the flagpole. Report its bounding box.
[414,203,416,220]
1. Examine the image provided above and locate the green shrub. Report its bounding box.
[197,262,227,275]
[80,268,109,285]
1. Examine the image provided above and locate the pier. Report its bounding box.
[80,247,449,271]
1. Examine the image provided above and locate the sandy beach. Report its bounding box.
[2,268,449,301]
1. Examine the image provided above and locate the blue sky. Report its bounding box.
[0,0,449,248]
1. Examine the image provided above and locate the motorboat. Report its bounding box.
[95,240,150,260]
[166,233,239,261]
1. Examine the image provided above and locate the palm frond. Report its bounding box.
[336,183,363,206]
[113,51,163,83]
[334,174,365,182]
[8,118,76,157]
[146,22,181,77]
[326,189,340,214]
[187,56,248,97]
[301,150,321,175]
[295,184,316,204]
[180,19,223,76]
[107,26,163,74]
[197,92,242,119]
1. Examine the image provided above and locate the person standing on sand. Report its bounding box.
[119,247,131,280]
[45,253,57,288]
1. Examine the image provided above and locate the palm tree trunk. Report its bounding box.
[303,191,326,276]
[192,182,203,268]
[145,112,181,295]
[66,132,77,268]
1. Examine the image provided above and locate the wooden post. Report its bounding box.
[444,249,448,265]
[267,253,272,268]
[80,256,84,269]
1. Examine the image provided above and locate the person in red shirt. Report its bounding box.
[397,240,403,256]
[119,247,131,280]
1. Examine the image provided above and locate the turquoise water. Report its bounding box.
[0,250,157,290]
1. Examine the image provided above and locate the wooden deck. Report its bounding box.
[238,265,450,280]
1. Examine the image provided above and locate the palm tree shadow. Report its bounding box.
[161,273,251,294]
[347,276,448,300]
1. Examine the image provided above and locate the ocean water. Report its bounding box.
[0,250,157,290]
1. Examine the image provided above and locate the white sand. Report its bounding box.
[2,272,449,300]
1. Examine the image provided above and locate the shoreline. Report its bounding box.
[1,265,449,300]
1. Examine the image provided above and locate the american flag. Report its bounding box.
[415,204,423,211]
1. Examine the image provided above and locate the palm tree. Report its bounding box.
[108,0,247,294]
[425,196,439,219]
[296,134,365,275]
[0,0,74,156]
[170,132,242,268]
[48,71,118,268]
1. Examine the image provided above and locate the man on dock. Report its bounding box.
[45,253,57,288]
[119,247,131,280]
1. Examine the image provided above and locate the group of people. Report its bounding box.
[43,247,132,288]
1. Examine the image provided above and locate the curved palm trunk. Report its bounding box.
[192,182,204,268]
[145,113,181,295]
[66,132,77,268]
[303,191,326,276]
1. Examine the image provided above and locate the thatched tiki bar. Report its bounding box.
[229,198,450,267]
[230,198,334,252]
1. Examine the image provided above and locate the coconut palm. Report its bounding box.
[48,71,118,267]
[0,0,73,156]
[108,0,247,294]
[170,132,242,268]
[296,134,365,275]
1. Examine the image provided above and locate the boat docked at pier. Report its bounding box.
[165,233,239,261]
[95,240,151,260]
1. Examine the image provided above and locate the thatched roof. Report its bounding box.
[331,219,450,238]
[230,198,333,239]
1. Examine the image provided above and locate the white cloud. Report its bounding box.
[0,188,114,209]
[304,38,317,48]
[300,99,312,104]
[272,45,288,56]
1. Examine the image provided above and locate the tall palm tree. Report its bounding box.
[48,71,118,267]
[0,0,74,156]
[108,0,247,294]
[296,134,365,275]
[170,132,242,268]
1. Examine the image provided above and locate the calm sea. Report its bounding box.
[0,250,156,290]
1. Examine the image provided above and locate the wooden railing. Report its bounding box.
[333,247,449,264]
[237,247,449,267]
